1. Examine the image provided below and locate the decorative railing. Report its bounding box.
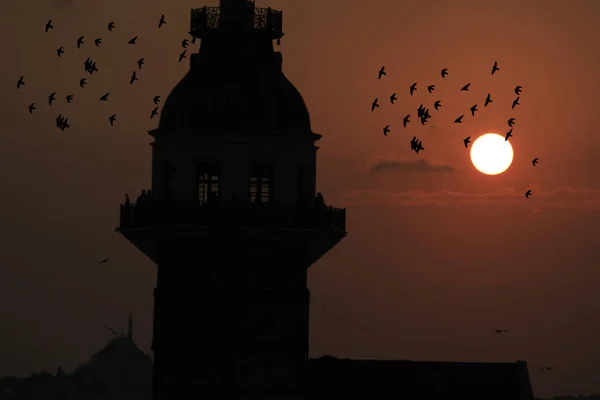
[190,6,283,39]
[118,201,345,233]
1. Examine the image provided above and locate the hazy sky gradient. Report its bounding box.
[0,0,599,397]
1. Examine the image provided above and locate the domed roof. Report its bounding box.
[157,58,313,136]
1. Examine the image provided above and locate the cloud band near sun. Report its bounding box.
[370,159,453,174]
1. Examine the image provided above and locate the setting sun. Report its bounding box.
[470,133,514,175]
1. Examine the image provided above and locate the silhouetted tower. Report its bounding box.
[117,0,346,398]
[127,312,133,341]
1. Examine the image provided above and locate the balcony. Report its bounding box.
[190,6,283,39]
[117,200,346,233]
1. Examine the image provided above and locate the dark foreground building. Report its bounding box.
[115,0,535,399]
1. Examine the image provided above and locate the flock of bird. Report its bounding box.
[16,15,196,129]
[373,62,540,200]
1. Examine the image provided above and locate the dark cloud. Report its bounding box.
[370,159,453,174]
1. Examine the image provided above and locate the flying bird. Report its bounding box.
[188,31,197,44]
[45,20,53,32]
[94,38,102,46]
[470,104,477,116]
[434,100,441,110]
[76,36,84,48]
[382,125,390,136]
[100,258,109,264]
[389,93,397,104]
[100,93,109,101]
[484,93,492,107]
[17,76,24,88]
[109,114,116,125]
[28,103,35,113]
[158,15,166,28]
[128,36,138,45]
[371,98,379,112]
[108,21,115,31]
[539,367,554,372]
[409,82,417,96]
[179,50,187,62]
[427,85,435,93]
[403,114,410,128]
[525,190,532,199]
[512,97,520,109]
[181,39,189,48]
[508,117,515,127]
[153,95,161,105]
[461,83,471,91]
[79,78,87,88]
[493,329,508,333]
[130,71,138,84]
[66,94,73,103]
[56,114,64,128]
[378,66,386,79]
[56,46,64,57]
[441,68,448,78]
[463,137,471,148]
[151,106,159,119]
[48,92,56,105]
[532,158,539,166]
[505,129,513,141]
[101,325,120,336]
[417,104,425,119]
[491,61,499,75]
[454,115,464,124]
[514,85,522,95]
[137,58,144,69]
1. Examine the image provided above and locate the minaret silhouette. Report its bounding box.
[127,312,133,341]
[117,0,347,398]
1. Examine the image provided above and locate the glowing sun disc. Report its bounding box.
[470,133,514,175]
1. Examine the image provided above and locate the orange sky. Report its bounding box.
[0,0,599,397]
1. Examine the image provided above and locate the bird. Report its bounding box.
[493,329,508,333]
[402,114,410,128]
[417,104,425,119]
[56,46,64,57]
[179,50,187,62]
[461,83,471,91]
[382,125,390,136]
[484,93,492,107]
[56,114,64,128]
[109,114,116,125]
[59,117,70,131]
[189,31,197,44]
[525,190,532,199]
[100,93,110,101]
[128,36,138,45]
[427,85,435,93]
[470,104,477,116]
[454,115,464,123]
[101,325,121,336]
[539,367,554,372]
[378,66,386,79]
[108,21,115,31]
[508,117,515,127]
[45,20,53,32]
[48,92,56,105]
[505,129,513,141]
[514,85,522,95]
[16,76,24,88]
[463,137,471,148]
[76,36,84,48]
[28,103,35,113]
[137,58,144,69]
[79,78,87,88]
[371,98,379,112]
[130,71,138,84]
[415,141,425,153]
[100,258,109,264]
[409,82,417,96]
[491,61,499,75]
[94,38,102,46]
[158,15,167,28]
[153,95,161,105]
[441,68,448,78]
[66,94,73,103]
[532,158,539,167]
[151,107,159,119]
[410,136,418,150]
[434,100,441,110]
[389,93,397,104]
[512,97,520,109]
[181,39,189,48]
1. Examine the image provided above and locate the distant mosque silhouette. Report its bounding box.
[105,0,536,399]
